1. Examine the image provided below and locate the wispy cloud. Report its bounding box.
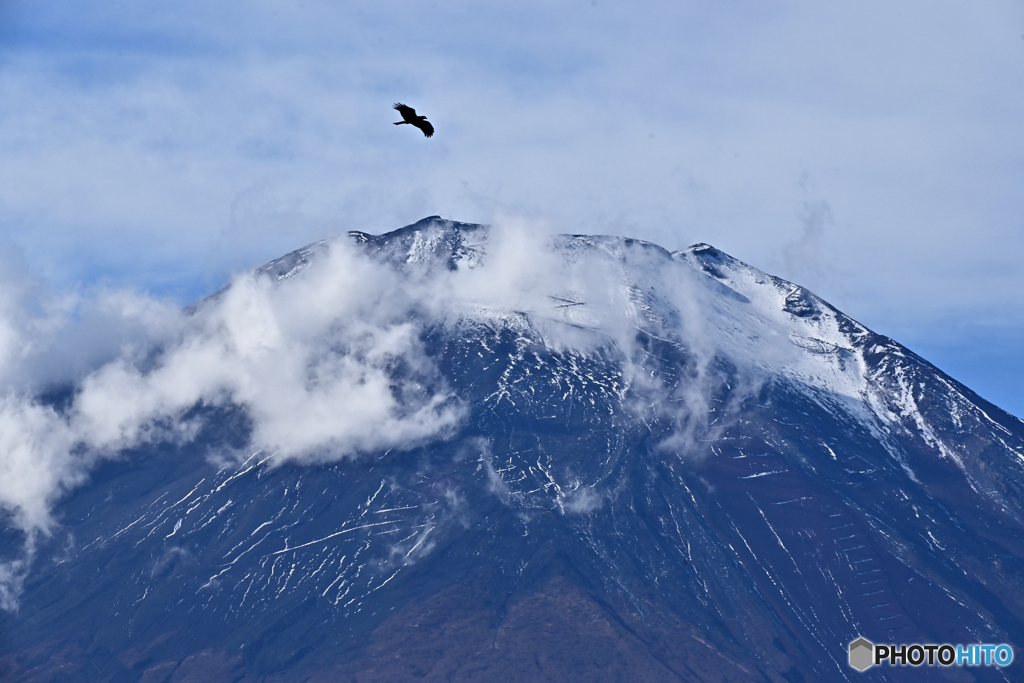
[783,200,833,292]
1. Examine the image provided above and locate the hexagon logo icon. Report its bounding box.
[849,637,875,672]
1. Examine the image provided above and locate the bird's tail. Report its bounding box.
[393,121,406,125]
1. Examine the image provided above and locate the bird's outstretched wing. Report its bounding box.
[413,119,434,138]
[393,103,417,122]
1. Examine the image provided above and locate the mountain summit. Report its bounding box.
[2,216,1023,681]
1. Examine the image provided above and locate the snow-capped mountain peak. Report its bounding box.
[2,216,1023,682]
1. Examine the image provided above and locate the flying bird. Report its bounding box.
[393,103,434,138]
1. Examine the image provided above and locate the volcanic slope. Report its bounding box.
[2,216,1023,682]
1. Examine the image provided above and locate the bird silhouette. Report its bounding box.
[393,103,434,138]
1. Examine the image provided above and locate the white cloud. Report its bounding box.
[63,240,467,463]
[0,397,79,534]
[0,237,469,587]
[0,555,29,613]
[559,486,603,515]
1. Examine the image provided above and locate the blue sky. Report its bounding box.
[1,0,1023,415]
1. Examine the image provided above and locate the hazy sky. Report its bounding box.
[1,0,1023,415]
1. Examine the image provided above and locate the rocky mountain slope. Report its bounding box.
[2,216,1022,682]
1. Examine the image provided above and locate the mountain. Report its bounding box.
[2,216,1023,682]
